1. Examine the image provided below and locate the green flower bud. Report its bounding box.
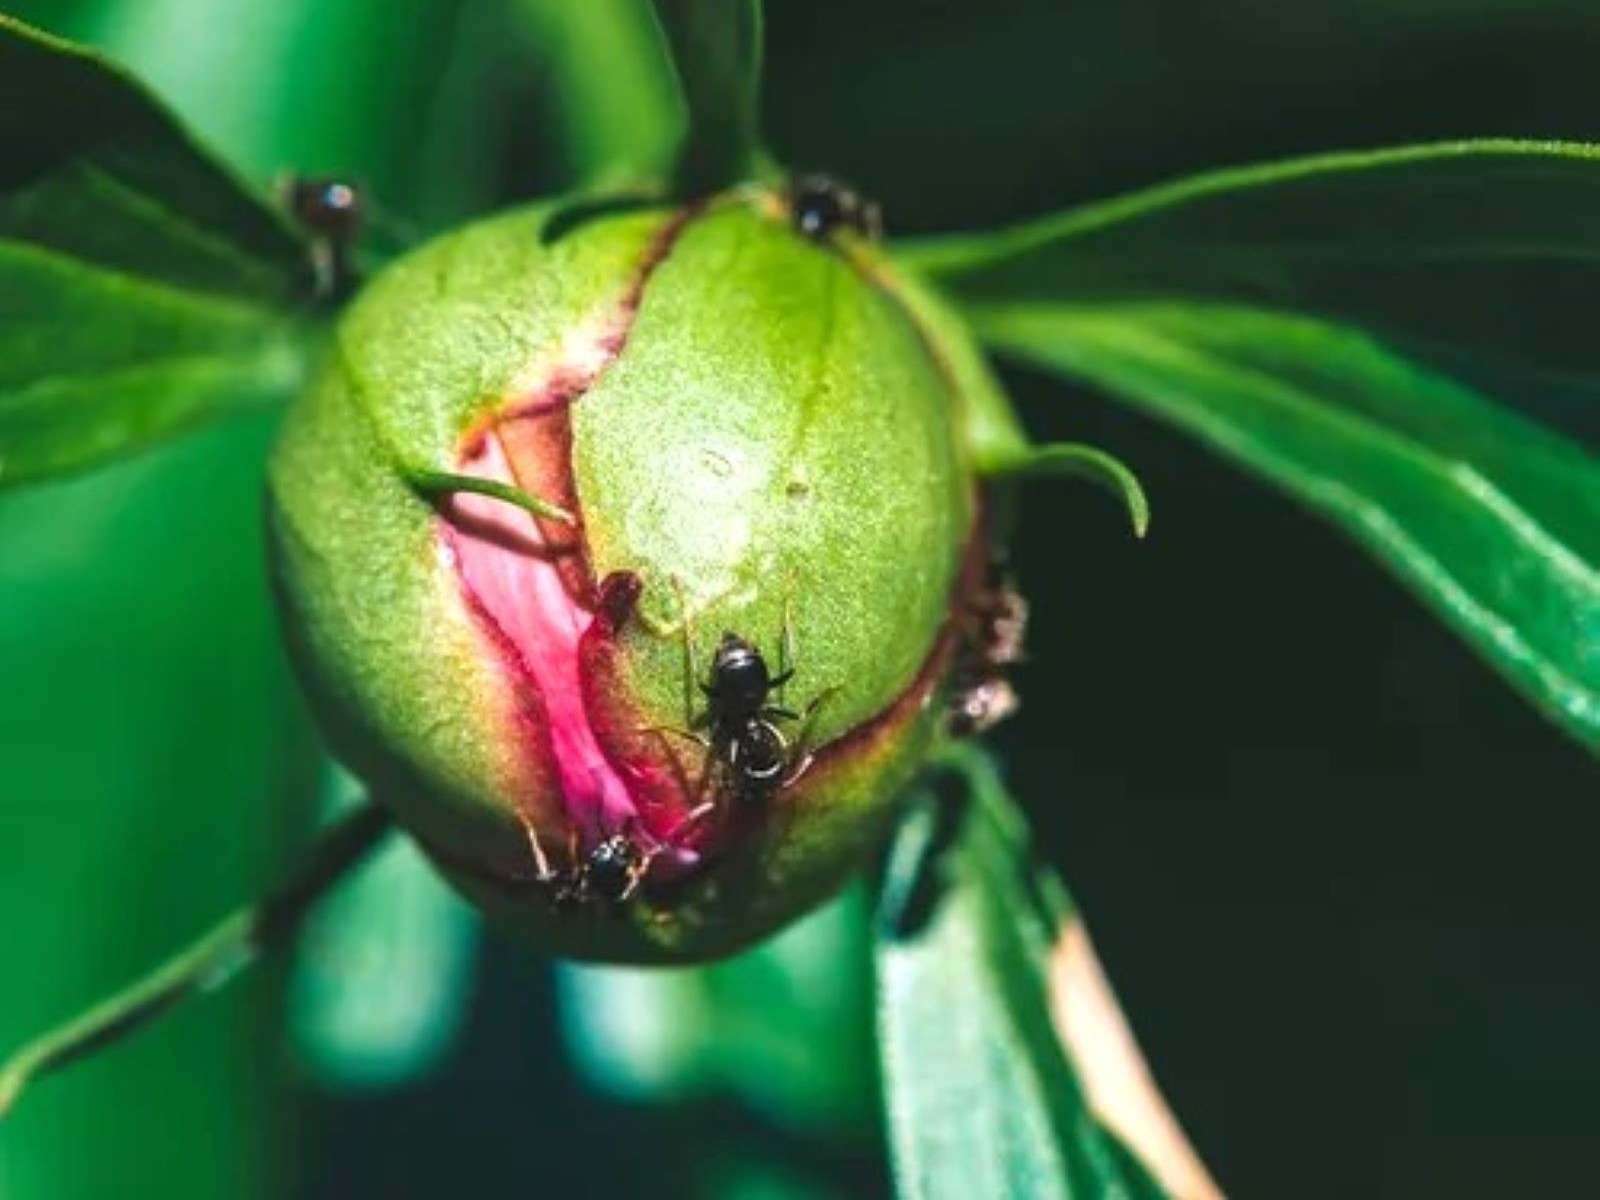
[268,188,985,962]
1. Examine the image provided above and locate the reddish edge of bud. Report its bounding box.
[435,208,715,885]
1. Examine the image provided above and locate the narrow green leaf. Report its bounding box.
[907,140,1600,752]
[0,800,389,1118]
[981,301,1600,750]
[875,748,1169,1199]
[0,16,315,487]
[403,466,577,526]
[903,140,1600,385]
[650,0,772,191]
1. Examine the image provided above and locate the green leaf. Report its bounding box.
[980,302,1600,747]
[0,15,315,488]
[650,0,771,191]
[903,140,1600,385]
[907,140,1600,752]
[875,748,1170,1199]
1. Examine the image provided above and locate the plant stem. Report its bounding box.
[0,801,393,1118]
[652,0,775,192]
[516,0,683,189]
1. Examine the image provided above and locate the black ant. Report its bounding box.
[648,579,835,821]
[558,830,653,906]
[948,675,1020,738]
[696,631,809,805]
[521,794,720,909]
[522,819,656,908]
[283,175,363,301]
[687,625,840,819]
[947,573,1028,737]
[788,173,883,242]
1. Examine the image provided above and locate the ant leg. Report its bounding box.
[776,571,799,706]
[524,822,555,883]
[616,819,659,904]
[630,723,707,809]
[619,853,657,903]
[782,686,840,787]
[638,724,708,750]
[559,825,586,903]
[691,749,720,809]
[637,723,718,814]
[783,749,817,789]
[658,579,722,804]
[670,575,704,730]
[635,721,721,812]
[659,800,717,845]
[617,864,643,902]
[800,685,840,722]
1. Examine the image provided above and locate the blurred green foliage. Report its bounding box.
[0,422,299,1199]
[288,771,479,1092]
[0,1,485,1196]
[557,885,878,1137]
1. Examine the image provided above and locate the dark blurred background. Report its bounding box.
[5,1,1600,1197]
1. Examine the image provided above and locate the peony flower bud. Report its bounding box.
[268,186,991,961]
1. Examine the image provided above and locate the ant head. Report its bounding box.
[710,632,770,712]
[714,630,756,659]
[584,829,648,904]
[288,177,363,238]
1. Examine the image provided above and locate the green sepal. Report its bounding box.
[402,466,577,526]
[987,442,1150,538]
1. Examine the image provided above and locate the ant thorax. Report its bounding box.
[704,633,775,725]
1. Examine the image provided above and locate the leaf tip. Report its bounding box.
[992,441,1151,539]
